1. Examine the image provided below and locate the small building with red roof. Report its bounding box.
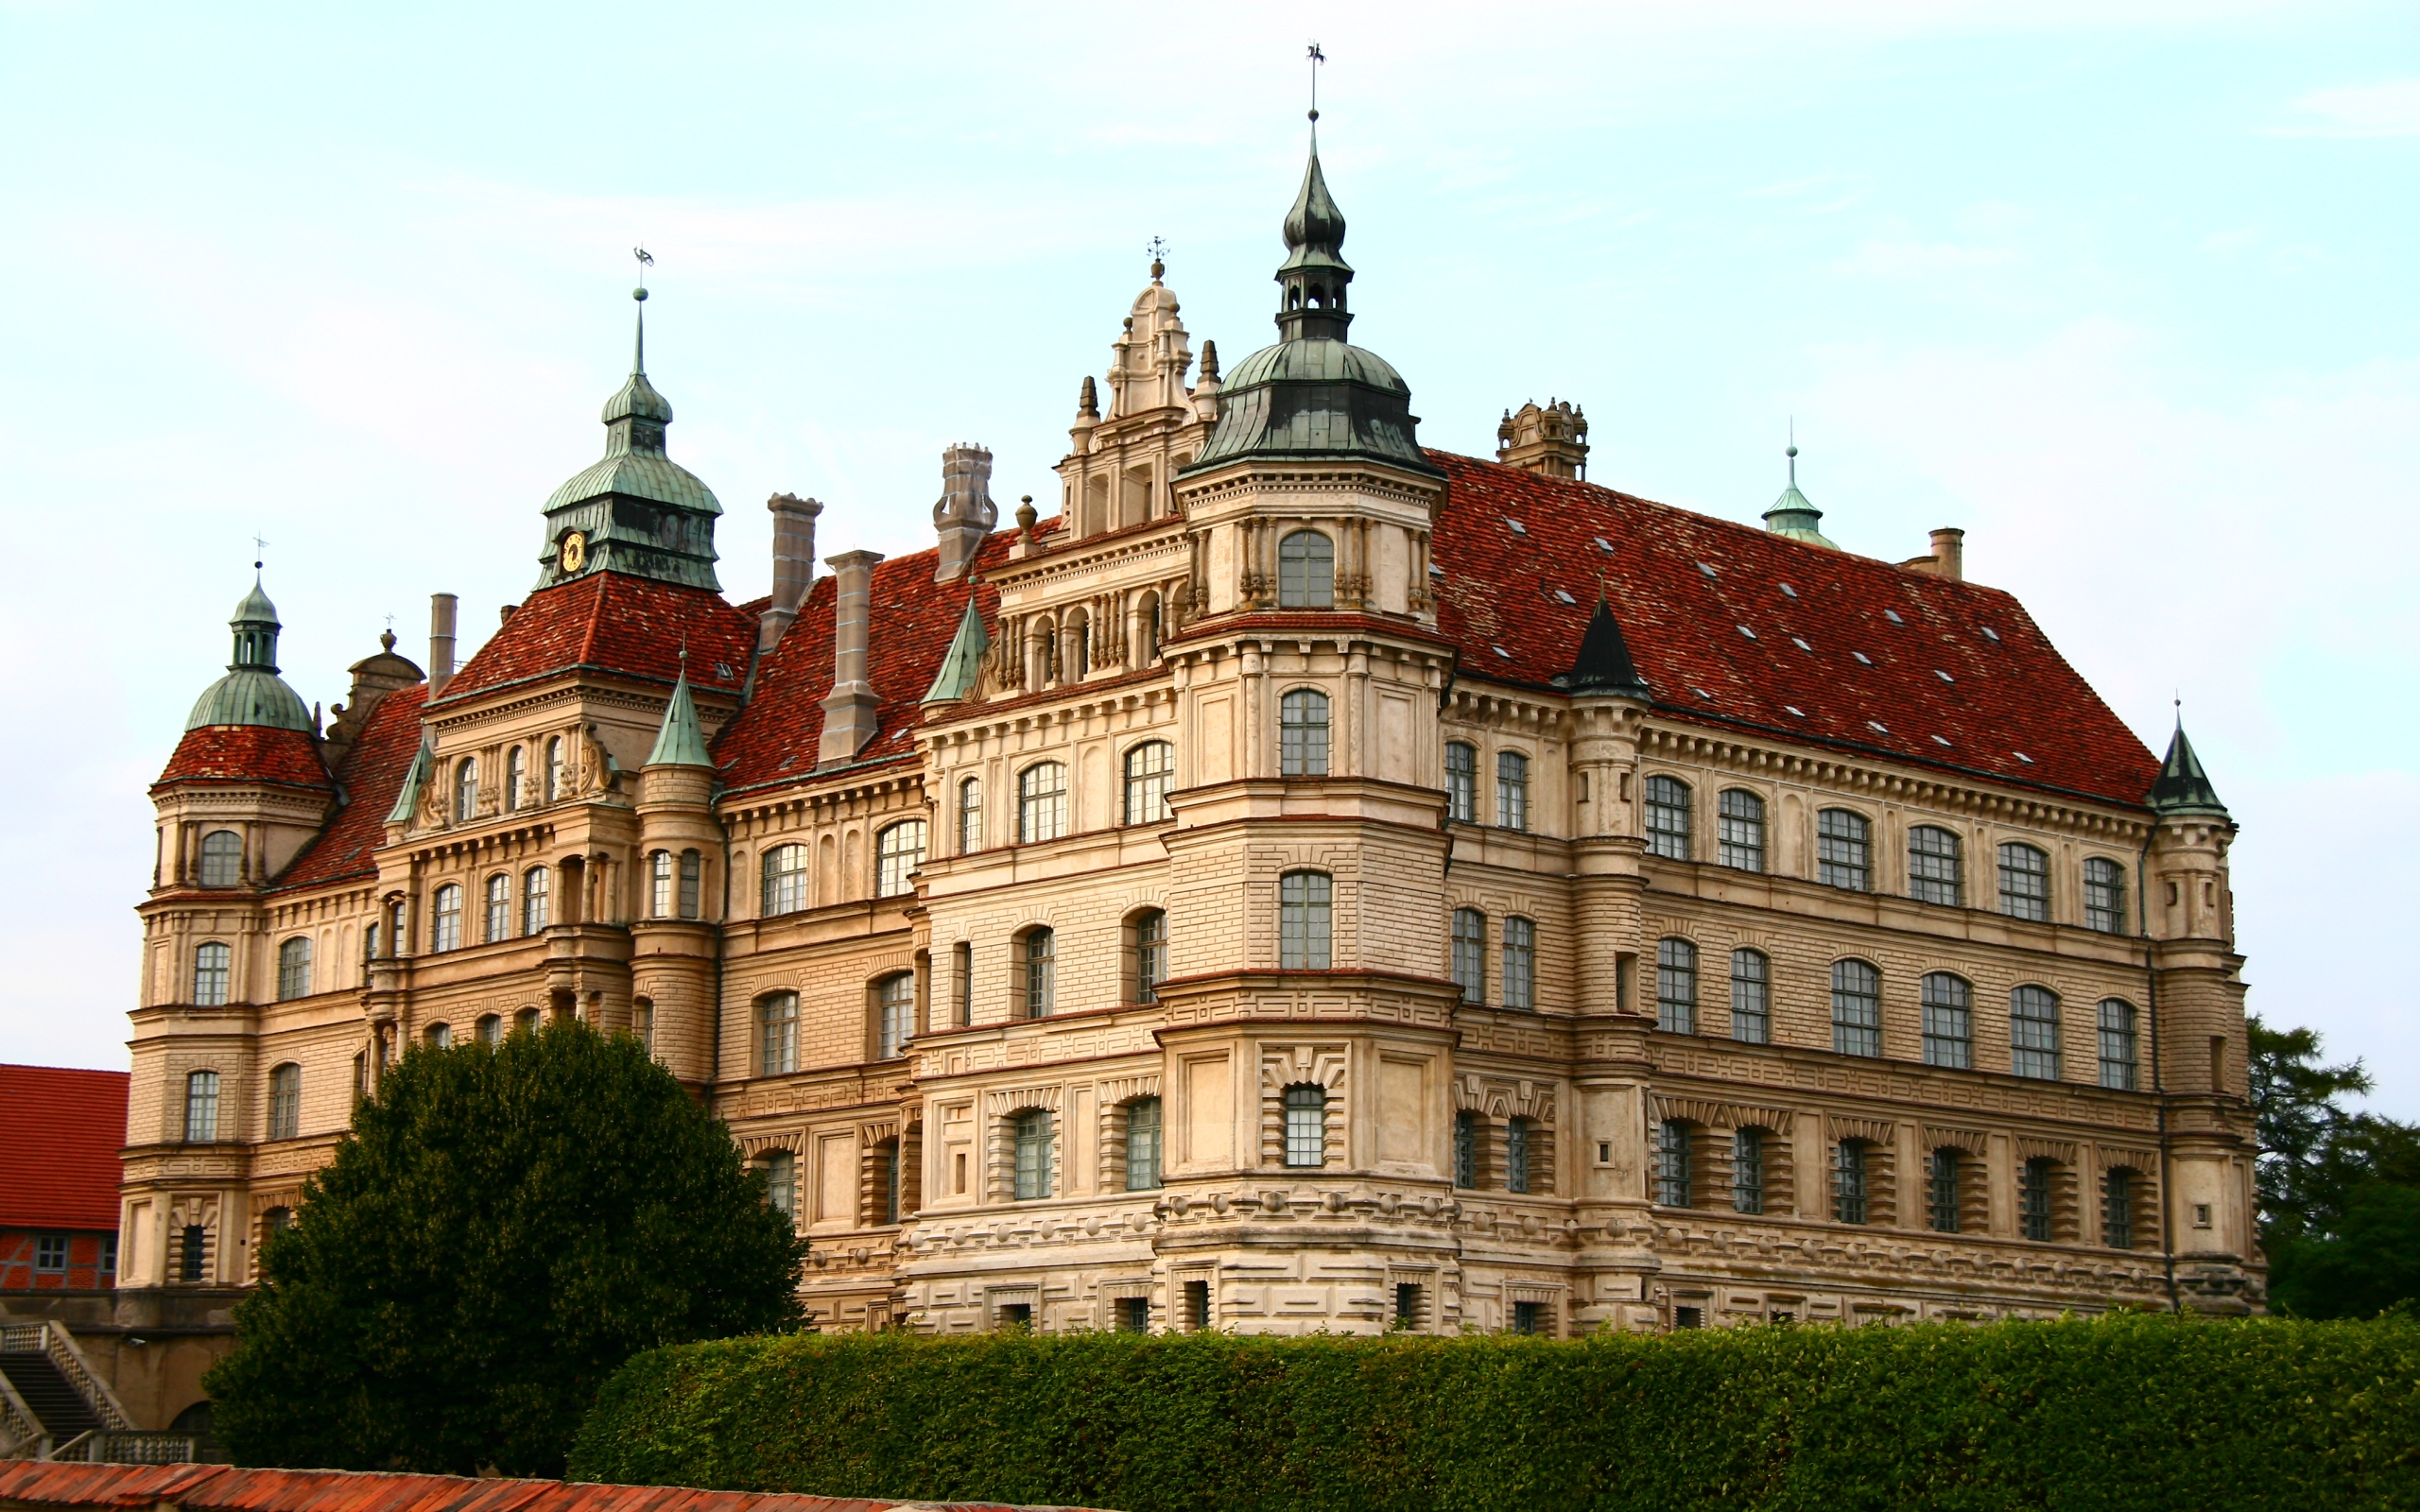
[0,1066,128,1291]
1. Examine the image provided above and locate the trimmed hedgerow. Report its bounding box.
[569,1314,2420,1511]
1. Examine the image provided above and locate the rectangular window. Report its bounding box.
[1279,872,1332,971]
[1921,973,1973,1070]
[1673,1305,1703,1331]
[760,994,799,1075]
[1834,1141,1869,1225]
[177,1225,208,1283]
[1831,960,1881,1058]
[1134,911,1167,1004]
[1018,764,1068,843]
[1506,1117,1531,1194]
[679,850,701,919]
[2099,1000,2139,1091]
[1184,1279,1213,1331]
[1928,1149,1962,1233]
[1450,909,1486,1002]
[1453,1110,1478,1189]
[1717,789,1765,871]
[759,1151,795,1215]
[1512,1300,1546,1335]
[1501,918,1535,1010]
[875,975,912,1059]
[1732,1129,1764,1214]
[1496,751,1530,832]
[1444,743,1477,823]
[1012,1111,1055,1200]
[192,942,231,1007]
[1280,690,1330,777]
[183,1070,220,1143]
[268,1064,301,1141]
[99,1235,116,1280]
[2020,1158,2053,1242]
[1998,843,2049,922]
[958,778,983,853]
[2104,1169,2135,1249]
[1644,776,1691,861]
[1393,1282,1422,1330]
[34,1235,67,1274]
[1118,1297,1151,1333]
[1656,938,1697,1036]
[1024,929,1056,1018]
[2011,986,2062,1080]
[2083,857,2126,935]
[997,1302,1034,1332]
[952,941,973,1028]
[1656,1120,1691,1206]
[1729,950,1770,1044]
[1282,1085,1327,1168]
[1125,1099,1163,1191]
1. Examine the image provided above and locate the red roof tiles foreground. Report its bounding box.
[0,1067,128,1229]
[0,1461,1112,1512]
[273,686,430,894]
[153,726,333,793]
[1426,453,2160,809]
[437,575,759,709]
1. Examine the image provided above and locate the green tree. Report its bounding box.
[2248,1014,2420,1317]
[207,1022,805,1475]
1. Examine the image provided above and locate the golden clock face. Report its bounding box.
[560,531,587,573]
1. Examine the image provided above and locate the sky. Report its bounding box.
[3,1,2414,1111]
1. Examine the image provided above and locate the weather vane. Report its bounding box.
[633,245,654,291]
[1307,42,1324,123]
[1148,234,1168,275]
[252,533,269,573]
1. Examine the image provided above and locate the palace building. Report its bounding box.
[126,128,2259,1352]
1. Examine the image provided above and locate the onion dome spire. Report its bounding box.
[1763,433,1838,549]
[185,577,313,731]
[2150,717,2229,820]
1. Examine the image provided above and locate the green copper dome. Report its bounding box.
[186,581,313,731]
[1762,445,1838,549]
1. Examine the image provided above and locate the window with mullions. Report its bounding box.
[2083,857,2127,935]
[431,885,462,952]
[34,1235,66,1275]
[544,736,566,803]
[2011,985,2062,1080]
[1280,689,1330,776]
[763,1150,797,1219]
[1443,742,1477,823]
[184,1070,220,1143]
[1023,928,1057,1018]
[875,819,927,899]
[1928,1148,1962,1233]
[1998,842,2049,922]
[1730,949,1770,1044]
[268,1062,301,1141]
[1124,741,1175,824]
[2019,1157,2053,1241]
[1018,763,1068,842]
[1656,938,1697,1035]
[1655,1120,1692,1206]
[1644,776,1692,861]
[454,757,479,823]
[761,844,807,917]
[1450,908,1486,1002]
[1282,1084,1327,1167]
[951,941,973,1028]
[1832,959,1881,1057]
[1733,1128,1765,1214]
[1816,808,1871,891]
[1506,1116,1534,1194]
[193,942,231,1007]
[199,830,242,888]
[1277,529,1335,609]
[874,973,913,1059]
[2104,1168,2137,1249]
[958,776,983,853]
[1834,1140,1870,1225]
[878,1141,903,1225]
[1496,751,1530,832]
[276,936,312,1001]
[1012,1109,1055,1199]
[1453,1109,1479,1188]
[1717,789,1766,871]
[1132,910,1168,1004]
[1920,972,1972,1070]
[643,850,668,917]
[2098,999,2139,1091]
[1909,826,1963,906]
[759,992,799,1074]
[679,850,701,918]
[484,873,510,941]
[505,746,526,812]
[1501,917,1536,1010]
[1124,1098,1163,1191]
[522,866,550,934]
[1279,871,1332,970]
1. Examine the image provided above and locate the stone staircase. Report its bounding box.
[0,1323,193,1464]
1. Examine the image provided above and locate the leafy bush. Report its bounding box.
[569,1314,2420,1511]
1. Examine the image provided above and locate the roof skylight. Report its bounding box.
[1784,705,1806,717]
[1698,562,1718,578]
[1737,625,1757,639]
[1852,651,1873,665]
[2014,750,2034,764]
[1884,610,1905,625]
[1934,669,1954,682]
[1506,518,1528,535]
[1867,720,1890,734]
[1492,645,1512,659]
[1791,637,1811,652]
[1930,735,1952,747]
[1692,685,1714,700]
[1980,627,2000,642]
[1552,589,1577,605]
[1594,537,1615,554]
[1779,583,1798,598]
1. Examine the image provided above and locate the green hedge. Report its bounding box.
[570,1315,2420,1511]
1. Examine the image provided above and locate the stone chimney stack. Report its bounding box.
[428,593,458,697]
[933,444,997,584]
[818,550,887,765]
[1929,527,1964,582]
[1495,399,1590,480]
[760,493,822,652]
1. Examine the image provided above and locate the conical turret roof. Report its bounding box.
[646,666,715,768]
[1557,594,1652,698]
[2149,722,2229,819]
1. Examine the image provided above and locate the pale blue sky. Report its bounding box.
[5,2,2414,1109]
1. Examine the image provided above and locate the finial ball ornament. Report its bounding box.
[633,286,648,301]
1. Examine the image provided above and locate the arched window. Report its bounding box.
[1717,789,1766,871]
[1730,949,1770,1044]
[1138,591,1163,663]
[1495,751,1530,831]
[1834,1140,1871,1224]
[1998,842,2049,921]
[1817,808,1871,891]
[1909,826,1962,906]
[763,1150,797,1219]
[1124,1097,1163,1191]
[1066,610,1091,680]
[1644,776,1691,861]
[1506,1116,1534,1194]
[1450,908,1486,1002]
[958,776,983,853]
[1277,530,1335,608]
[875,820,927,899]
[276,936,312,1001]
[1733,1129,1765,1213]
[1278,871,1332,970]
[648,850,673,918]
[762,843,808,916]
[514,1006,541,1035]
[1928,1148,1963,1233]
[2011,986,2061,1080]
[873,973,913,1058]
[193,942,231,1006]
[544,736,566,803]
[1656,1120,1692,1206]
[476,1013,502,1048]
[1920,972,1973,1069]
[673,850,699,920]
[759,992,799,1075]
[1656,938,1697,1035]
[2098,999,2139,1091]
[1502,917,1536,1010]
[1831,959,1881,1057]
[183,1070,220,1143]
[430,885,462,952]
[2104,1168,2139,1249]
[1443,742,1477,823]
[1018,763,1068,843]
[505,746,526,812]
[1131,910,1168,1004]
[1279,689,1330,777]
[1011,1109,1054,1199]
[453,757,479,824]
[2083,857,2127,935]
[1453,1110,1479,1189]
[1124,742,1175,824]
[1282,1084,1327,1167]
[425,1022,452,1049]
[951,940,974,1028]
[484,874,510,941]
[521,866,550,935]
[1022,928,1056,1018]
[198,830,244,889]
[632,998,654,1055]
[2019,1157,2054,1241]
[268,1063,301,1141]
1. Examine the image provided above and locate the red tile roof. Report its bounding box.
[153,726,333,793]
[1426,453,2159,808]
[273,685,430,893]
[437,575,758,708]
[0,1462,1101,1512]
[0,1067,128,1229]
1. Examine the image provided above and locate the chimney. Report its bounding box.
[760,493,822,652]
[1929,528,1964,582]
[817,550,887,765]
[933,444,998,584]
[428,593,458,697]
[1495,399,1589,480]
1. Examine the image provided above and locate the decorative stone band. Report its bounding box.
[1652,1094,1797,1134]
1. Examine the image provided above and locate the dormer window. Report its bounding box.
[1278,531,1335,609]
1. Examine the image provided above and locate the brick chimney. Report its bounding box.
[933,444,997,584]
[1495,399,1589,480]
[818,550,886,765]
[760,493,821,652]
[428,593,458,697]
